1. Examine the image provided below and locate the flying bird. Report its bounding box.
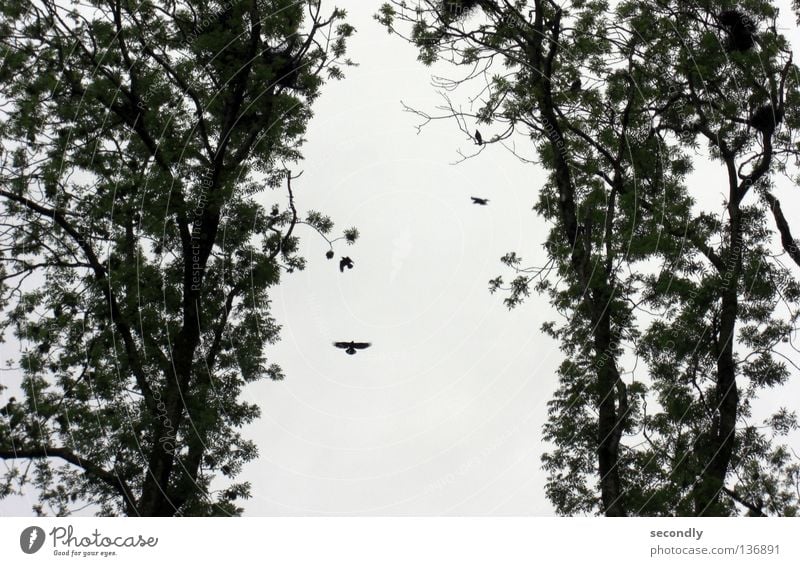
[474,129,483,145]
[333,341,372,355]
[339,256,354,272]
[471,197,489,205]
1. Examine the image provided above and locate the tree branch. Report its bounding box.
[764,192,800,269]
[0,445,138,515]
[0,188,157,414]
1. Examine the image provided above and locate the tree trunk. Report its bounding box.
[694,205,741,516]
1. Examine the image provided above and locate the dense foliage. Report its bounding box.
[0,0,354,516]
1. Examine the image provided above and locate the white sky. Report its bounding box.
[239,2,554,515]
[2,0,799,516]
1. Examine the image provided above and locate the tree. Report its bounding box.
[0,0,355,516]
[618,0,800,517]
[378,0,800,515]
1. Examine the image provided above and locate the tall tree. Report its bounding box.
[621,0,800,517]
[0,0,355,516]
[378,0,800,515]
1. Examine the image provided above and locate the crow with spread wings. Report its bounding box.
[333,341,372,355]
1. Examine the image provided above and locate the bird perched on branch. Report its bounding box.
[339,256,354,272]
[471,197,489,205]
[569,78,582,93]
[474,129,483,145]
[333,341,372,355]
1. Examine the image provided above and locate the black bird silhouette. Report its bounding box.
[326,250,334,259]
[570,78,582,93]
[333,341,372,355]
[471,197,489,205]
[474,129,483,145]
[339,256,354,272]
[719,10,756,52]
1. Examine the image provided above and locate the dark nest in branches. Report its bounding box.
[749,104,784,136]
[718,10,757,52]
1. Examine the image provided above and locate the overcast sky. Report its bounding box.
[2,1,800,517]
[239,3,555,515]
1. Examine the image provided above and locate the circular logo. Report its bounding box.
[20,526,46,554]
